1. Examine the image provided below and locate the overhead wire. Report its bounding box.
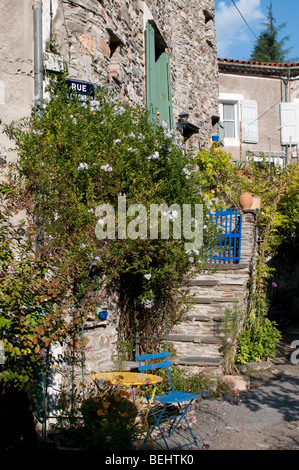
[231,0,259,40]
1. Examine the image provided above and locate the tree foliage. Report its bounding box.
[250,1,292,63]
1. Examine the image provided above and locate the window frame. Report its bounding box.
[219,93,243,147]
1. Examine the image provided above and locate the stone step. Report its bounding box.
[187,279,219,287]
[172,356,223,367]
[184,314,210,322]
[202,263,249,271]
[190,297,239,304]
[168,334,223,344]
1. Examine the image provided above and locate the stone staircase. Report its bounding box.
[169,210,258,369]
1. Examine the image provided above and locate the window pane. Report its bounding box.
[224,121,235,138]
[223,103,235,120]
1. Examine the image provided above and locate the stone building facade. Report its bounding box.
[218,59,299,164]
[0,0,219,162]
[0,1,220,379]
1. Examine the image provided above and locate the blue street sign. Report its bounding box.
[66,79,95,101]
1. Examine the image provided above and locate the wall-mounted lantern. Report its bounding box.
[176,112,199,141]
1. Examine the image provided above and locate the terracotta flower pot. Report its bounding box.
[239,192,253,210]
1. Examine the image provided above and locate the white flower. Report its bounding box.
[162,209,179,222]
[188,257,194,263]
[90,99,100,110]
[113,106,125,116]
[147,151,159,161]
[164,128,175,139]
[161,120,168,129]
[169,209,179,221]
[183,167,191,179]
[128,132,135,138]
[143,299,154,309]
[101,164,113,172]
[81,243,87,249]
[87,208,94,213]
[144,273,152,280]
[97,219,105,226]
[77,162,89,170]
[113,138,121,144]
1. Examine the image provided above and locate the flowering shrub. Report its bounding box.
[0,183,73,392]
[195,145,299,363]
[5,81,211,357]
[235,317,282,364]
[222,304,242,375]
[52,382,139,450]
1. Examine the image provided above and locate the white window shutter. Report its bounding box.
[280,102,299,145]
[241,100,258,143]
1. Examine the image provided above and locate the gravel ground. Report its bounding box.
[142,324,299,451]
[193,325,299,451]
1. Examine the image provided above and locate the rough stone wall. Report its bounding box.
[0,1,220,390]
[50,0,219,146]
[45,0,220,378]
[169,210,259,369]
[145,0,219,145]
[51,0,146,106]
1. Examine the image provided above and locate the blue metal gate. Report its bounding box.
[207,208,242,263]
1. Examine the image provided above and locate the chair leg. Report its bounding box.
[148,400,199,450]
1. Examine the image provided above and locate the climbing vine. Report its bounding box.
[195,144,299,362]
[2,79,214,387]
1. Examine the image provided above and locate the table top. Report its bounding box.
[91,371,163,386]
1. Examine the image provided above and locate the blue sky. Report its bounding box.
[215,0,299,62]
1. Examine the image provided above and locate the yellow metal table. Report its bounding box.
[92,371,163,449]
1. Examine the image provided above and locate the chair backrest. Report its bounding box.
[136,351,174,391]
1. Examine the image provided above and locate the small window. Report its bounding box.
[223,103,236,138]
[219,93,243,147]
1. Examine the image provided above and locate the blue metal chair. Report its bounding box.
[136,351,205,450]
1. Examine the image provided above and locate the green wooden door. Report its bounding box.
[146,22,157,126]
[146,22,173,129]
[155,52,173,129]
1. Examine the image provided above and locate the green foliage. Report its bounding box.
[195,143,238,208]
[148,358,239,402]
[222,303,242,374]
[0,185,75,392]
[250,1,293,63]
[52,382,139,450]
[5,82,209,358]
[235,317,282,365]
[195,144,299,364]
